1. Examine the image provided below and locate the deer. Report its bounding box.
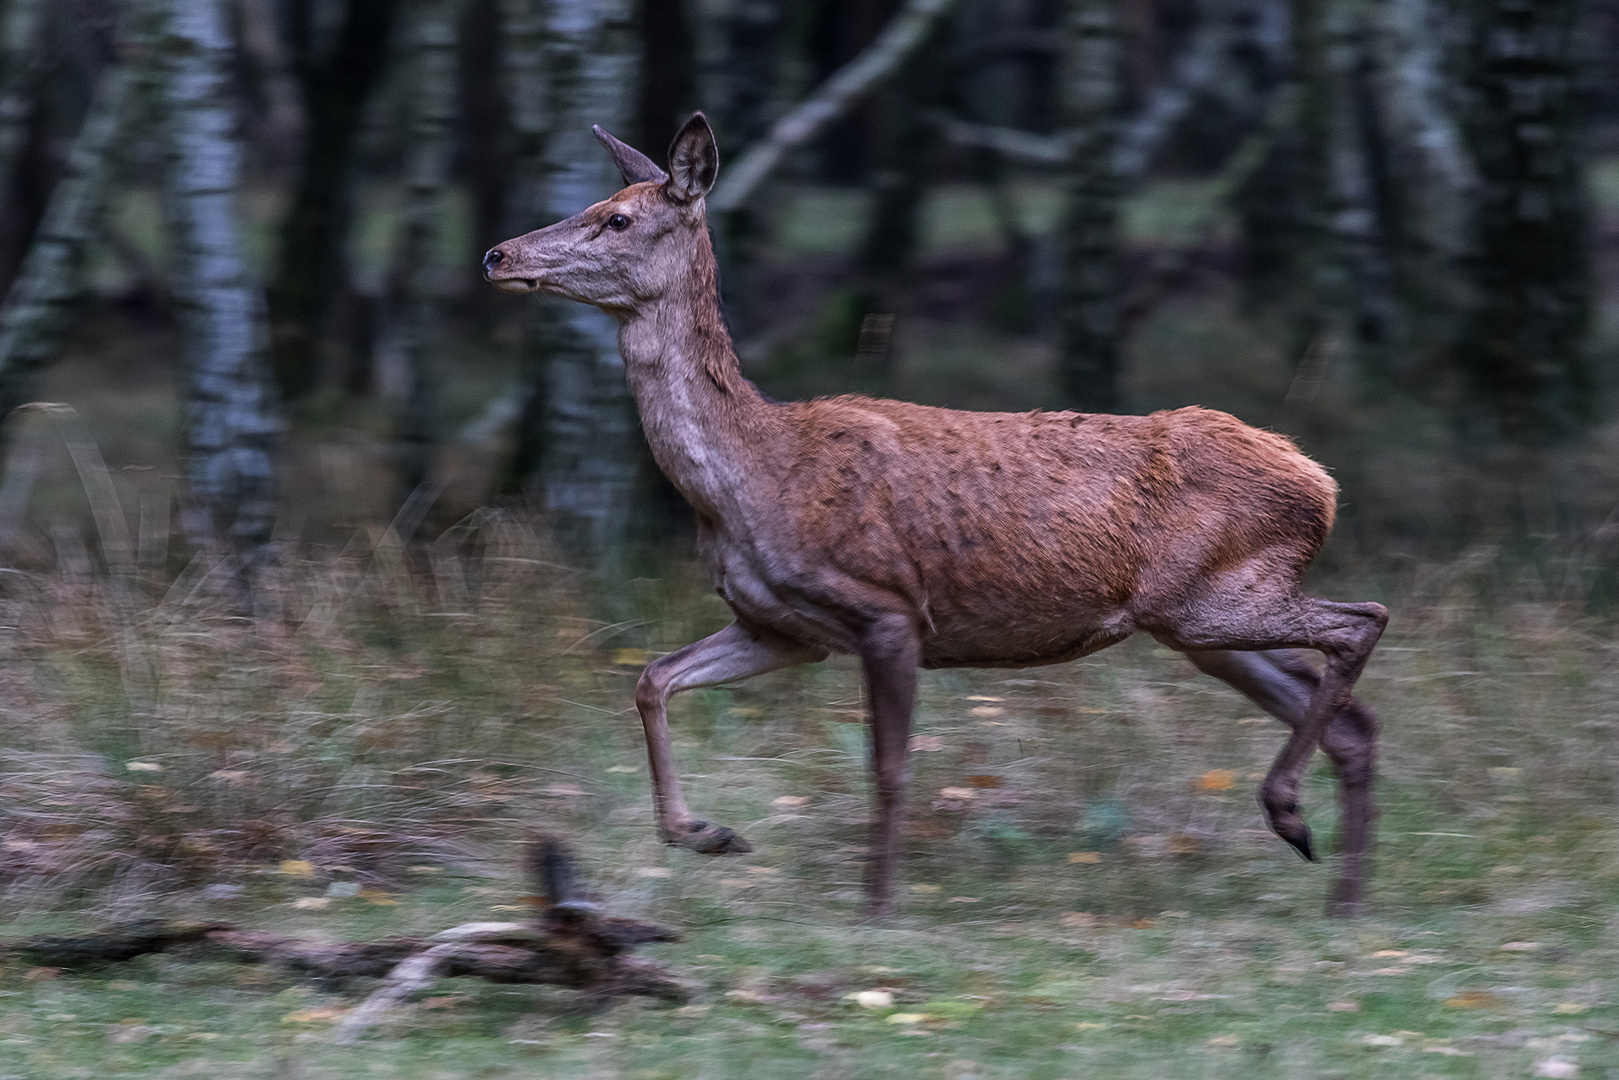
[483,113,1388,918]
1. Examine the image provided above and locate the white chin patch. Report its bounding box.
[491,277,540,294]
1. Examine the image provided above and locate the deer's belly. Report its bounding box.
[918,608,1135,669]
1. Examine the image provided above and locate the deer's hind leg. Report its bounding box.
[1186,649,1381,915]
[1149,583,1387,885]
[636,622,827,855]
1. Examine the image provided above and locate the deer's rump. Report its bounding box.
[777,399,1338,666]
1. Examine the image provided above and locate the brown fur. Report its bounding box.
[485,114,1388,917]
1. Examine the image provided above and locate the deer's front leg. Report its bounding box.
[859,614,921,917]
[635,622,826,854]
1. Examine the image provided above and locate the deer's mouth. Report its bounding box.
[490,277,541,294]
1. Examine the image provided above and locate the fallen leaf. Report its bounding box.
[1500,941,1544,952]
[1370,950,1408,959]
[1206,1034,1239,1047]
[936,787,976,802]
[281,1007,348,1024]
[605,765,639,774]
[1443,990,1503,1010]
[908,735,944,752]
[1195,769,1236,792]
[1327,1001,1359,1012]
[912,883,940,893]
[24,967,60,982]
[772,795,809,807]
[1166,834,1201,855]
[420,997,459,1010]
[125,761,163,773]
[1487,767,1522,782]
[637,867,672,878]
[966,695,1003,703]
[1552,1003,1588,1015]
[1074,1021,1107,1032]
[1423,1043,1469,1057]
[1131,918,1157,929]
[279,860,316,878]
[292,897,330,910]
[1061,912,1097,929]
[949,896,981,904]
[612,648,650,666]
[1068,851,1102,864]
[1534,1058,1579,1079]
[746,866,779,875]
[969,706,1004,718]
[1362,1034,1402,1047]
[966,775,1003,789]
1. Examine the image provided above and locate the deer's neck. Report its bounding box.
[616,256,779,522]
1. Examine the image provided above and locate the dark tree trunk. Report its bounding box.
[1056,0,1123,414]
[266,0,399,402]
[634,0,697,160]
[809,0,901,183]
[1454,0,1593,443]
[460,0,511,299]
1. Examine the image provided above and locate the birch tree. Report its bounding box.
[1056,0,1123,413]
[506,0,642,557]
[392,0,462,507]
[0,58,139,420]
[162,0,281,557]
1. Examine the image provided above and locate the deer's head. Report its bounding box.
[482,113,720,315]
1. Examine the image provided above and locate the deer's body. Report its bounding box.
[487,116,1387,917]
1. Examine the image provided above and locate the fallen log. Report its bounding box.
[0,837,692,1038]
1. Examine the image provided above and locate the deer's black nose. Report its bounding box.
[482,248,505,277]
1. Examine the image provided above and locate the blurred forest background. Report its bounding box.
[4,3,1619,1071]
[0,0,1612,576]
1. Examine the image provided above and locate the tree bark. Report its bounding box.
[162,0,282,559]
[0,0,46,193]
[533,0,642,557]
[1454,0,1592,443]
[265,0,399,402]
[0,57,138,420]
[391,0,463,511]
[1056,0,1123,413]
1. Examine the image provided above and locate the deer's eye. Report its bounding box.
[607,214,631,231]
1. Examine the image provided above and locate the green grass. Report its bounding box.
[2,524,1619,1076]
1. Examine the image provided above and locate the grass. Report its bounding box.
[1,511,1619,1075]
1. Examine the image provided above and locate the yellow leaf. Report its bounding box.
[605,765,639,773]
[281,1007,348,1024]
[1068,851,1102,864]
[1131,918,1157,929]
[1060,912,1097,929]
[292,897,330,910]
[126,761,163,773]
[1074,1021,1107,1032]
[1206,1034,1239,1047]
[612,648,650,666]
[772,795,809,807]
[850,990,894,1009]
[1195,770,1236,792]
[1551,1003,1587,1015]
[1443,990,1502,1010]
[279,860,315,877]
[886,1013,929,1025]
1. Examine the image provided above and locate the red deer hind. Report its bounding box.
[484,114,1388,917]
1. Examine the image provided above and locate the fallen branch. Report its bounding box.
[0,837,691,1040]
[708,0,964,213]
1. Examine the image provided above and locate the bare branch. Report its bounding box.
[708,0,965,213]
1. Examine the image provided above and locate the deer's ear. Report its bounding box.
[593,125,668,186]
[665,113,718,205]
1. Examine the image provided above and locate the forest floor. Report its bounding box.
[1,537,1618,1078]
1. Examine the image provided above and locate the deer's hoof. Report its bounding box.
[669,820,753,856]
[1262,802,1316,862]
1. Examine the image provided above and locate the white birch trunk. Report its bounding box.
[393,0,462,507]
[533,0,640,555]
[161,0,281,556]
[0,58,138,417]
